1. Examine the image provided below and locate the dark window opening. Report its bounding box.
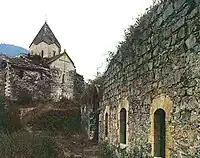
[154,109,166,158]
[53,51,56,57]
[120,108,126,144]
[41,50,44,58]
[62,74,65,83]
[18,70,24,79]
[105,113,108,137]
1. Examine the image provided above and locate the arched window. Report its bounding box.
[53,51,56,57]
[41,50,44,58]
[62,74,65,83]
[120,108,126,144]
[154,109,166,158]
[105,113,108,137]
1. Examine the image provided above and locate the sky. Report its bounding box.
[0,0,154,80]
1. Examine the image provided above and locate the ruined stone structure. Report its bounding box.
[29,22,76,99]
[99,0,200,157]
[0,54,55,102]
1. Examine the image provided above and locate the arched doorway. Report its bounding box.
[105,113,108,137]
[120,108,126,144]
[154,109,165,158]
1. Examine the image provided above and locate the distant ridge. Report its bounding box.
[0,43,28,56]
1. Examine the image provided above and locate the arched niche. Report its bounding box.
[149,95,172,158]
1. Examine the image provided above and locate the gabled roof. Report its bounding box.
[29,22,61,49]
[47,50,75,68]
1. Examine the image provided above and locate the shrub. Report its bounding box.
[0,132,64,158]
[0,95,10,133]
[16,89,32,105]
[30,109,82,134]
[99,141,116,158]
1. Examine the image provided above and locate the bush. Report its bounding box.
[99,141,116,158]
[0,95,10,133]
[30,109,82,134]
[0,132,64,158]
[16,90,32,105]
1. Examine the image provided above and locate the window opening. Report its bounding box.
[120,108,126,144]
[105,113,108,137]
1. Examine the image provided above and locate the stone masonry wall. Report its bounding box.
[100,0,200,157]
[0,69,6,97]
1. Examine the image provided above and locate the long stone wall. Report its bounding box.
[99,0,200,157]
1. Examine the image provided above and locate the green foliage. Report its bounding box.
[16,89,32,105]
[30,110,82,134]
[0,95,10,133]
[0,132,63,158]
[99,141,116,158]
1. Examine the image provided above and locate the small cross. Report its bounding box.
[45,14,47,22]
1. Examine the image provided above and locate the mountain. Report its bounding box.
[0,44,28,56]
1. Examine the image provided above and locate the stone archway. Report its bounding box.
[117,97,129,145]
[149,95,172,158]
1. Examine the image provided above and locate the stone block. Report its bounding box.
[174,0,186,10]
[185,34,197,49]
[177,26,186,39]
[172,18,185,32]
[163,3,174,21]
[188,7,198,19]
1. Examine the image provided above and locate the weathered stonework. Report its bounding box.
[30,42,60,58]
[0,54,82,103]
[99,0,200,157]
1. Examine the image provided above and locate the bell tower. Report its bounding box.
[29,22,61,58]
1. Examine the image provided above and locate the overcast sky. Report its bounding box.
[0,0,154,80]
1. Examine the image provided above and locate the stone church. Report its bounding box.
[0,21,83,102]
[29,21,76,100]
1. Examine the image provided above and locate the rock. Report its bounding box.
[174,0,186,10]
[185,34,197,49]
[163,3,174,21]
[188,7,198,19]
[186,88,193,95]
[172,18,185,32]
[178,26,185,39]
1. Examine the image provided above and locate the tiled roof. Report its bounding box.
[29,22,61,49]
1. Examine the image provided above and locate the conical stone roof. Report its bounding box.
[29,22,61,49]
